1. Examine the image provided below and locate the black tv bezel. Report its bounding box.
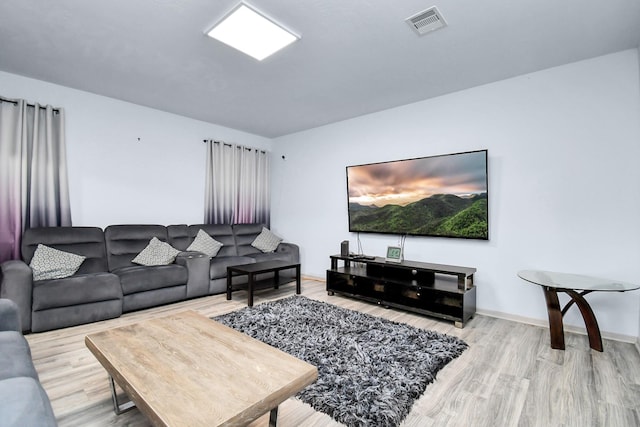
[345,149,489,240]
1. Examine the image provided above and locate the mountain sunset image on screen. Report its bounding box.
[346,150,488,239]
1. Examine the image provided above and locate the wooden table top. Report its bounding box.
[85,310,318,427]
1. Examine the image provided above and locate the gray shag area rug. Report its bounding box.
[214,296,467,427]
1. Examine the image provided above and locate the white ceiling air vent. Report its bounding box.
[405,6,447,36]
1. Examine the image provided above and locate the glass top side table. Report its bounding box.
[517,270,639,352]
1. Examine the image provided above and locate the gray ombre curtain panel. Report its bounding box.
[204,140,270,225]
[0,97,72,262]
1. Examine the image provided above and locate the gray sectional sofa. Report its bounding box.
[0,223,299,333]
[0,298,57,426]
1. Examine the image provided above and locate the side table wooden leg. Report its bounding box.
[542,287,565,350]
[564,289,603,352]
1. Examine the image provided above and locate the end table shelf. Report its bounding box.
[326,255,476,328]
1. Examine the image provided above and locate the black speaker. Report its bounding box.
[341,240,349,256]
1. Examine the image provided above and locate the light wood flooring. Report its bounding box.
[26,279,640,427]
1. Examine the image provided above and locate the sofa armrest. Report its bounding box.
[175,251,210,298]
[0,298,22,332]
[275,243,300,263]
[0,260,33,332]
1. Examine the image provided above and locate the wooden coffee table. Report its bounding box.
[85,310,318,426]
[227,260,301,307]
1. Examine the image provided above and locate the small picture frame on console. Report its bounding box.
[385,246,403,263]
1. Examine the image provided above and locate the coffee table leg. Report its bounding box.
[109,375,135,415]
[274,270,279,289]
[248,272,254,307]
[542,287,565,350]
[269,406,278,427]
[295,265,301,294]
[226,271,232,301]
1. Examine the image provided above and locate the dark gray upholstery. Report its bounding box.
[209,256,256,279]
[168,224,238,256]
[170,224,253,294]
[32,273,122,311]
[0,260,33,330]
[122,286,186,313]
[172,223,300,295]
[104,225,169,271]
[0,331,38,380]
[233,223,266,256]
[104,225,191,312]
[113,265,187,294]
[0,223,300,332]
[0,377,57,427]
[0,299,57,427]
[21,227,108,274]
[31,300,123,333]
[175,251,210,298]
[2,227,122,332]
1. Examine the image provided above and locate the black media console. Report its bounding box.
[326,255,476,328]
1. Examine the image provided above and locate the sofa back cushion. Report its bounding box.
[104,225,169,271]
[21,227,108,274]
[168,224,238,257]
[232,223,268,256]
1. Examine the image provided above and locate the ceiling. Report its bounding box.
[1,1,639,138]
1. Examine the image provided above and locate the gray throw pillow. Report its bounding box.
[132,237,180,266]
[187,229,223,257]
[251,227,283,253]
[29,244,86,281]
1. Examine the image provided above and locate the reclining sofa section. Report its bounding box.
[0,223,299,333]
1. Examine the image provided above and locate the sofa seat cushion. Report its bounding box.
[0,331,38,381]
[114,264,188,295]
[0,377,57,427]
[32,273,122,311]
[210,256,256,280]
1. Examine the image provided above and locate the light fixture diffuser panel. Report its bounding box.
[207,4,299,60]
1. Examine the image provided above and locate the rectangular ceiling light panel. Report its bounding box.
[206,3,299,61]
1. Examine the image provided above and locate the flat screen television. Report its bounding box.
[346,149,488,240]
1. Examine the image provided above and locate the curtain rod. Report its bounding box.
[0,96,60,112]
[203,139,266,153]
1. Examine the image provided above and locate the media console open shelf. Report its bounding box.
[327,255,476,328]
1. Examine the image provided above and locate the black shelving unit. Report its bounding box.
[326,255,476,328]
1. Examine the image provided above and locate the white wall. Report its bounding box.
[271,49,640,339]
[0,71,271,227]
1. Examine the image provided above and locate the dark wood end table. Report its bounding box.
[518,270,639,352]
[227,260,301,307]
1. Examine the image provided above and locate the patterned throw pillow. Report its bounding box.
[132,237,181,266]
[187,229,223,258]
[251,227,283,253]
[29,244,86,281]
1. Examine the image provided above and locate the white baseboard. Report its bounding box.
[476,308,638,344]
